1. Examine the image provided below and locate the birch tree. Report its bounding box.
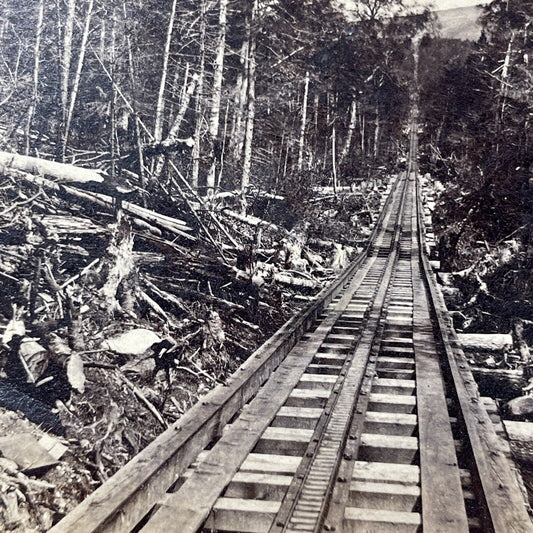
[230,31,249,161]
[241,0,258,191]
[154,0,178,144]
[340,99,357,164]
[297,71,310,172]
[25,0,44,155]
[62,0,94,160]
[207,0,228,191]
[59,0,76,160]
[191,0,207,190]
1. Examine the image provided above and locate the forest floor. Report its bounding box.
[421,172,533,507]
[0,164,391,531]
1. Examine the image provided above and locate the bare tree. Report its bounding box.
[62,0,94,160]
[154,0,178,144]
[25,0,44,155]
[340,98,357,164]
[241,0,258,191]
[297,71,310,172]
[207,0,228,191]
[60,0,76,160]
[191,0,207,190]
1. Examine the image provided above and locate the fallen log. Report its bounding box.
[457,333,513,352]
[471,366,525,399]
[221,209,280,232]
[0,151,104,184]
[273,272,317,288]
[19,172,195,240]
[38,215,106,235]
[504,421,533,464]
[233,265,318,289]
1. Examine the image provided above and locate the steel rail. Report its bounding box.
[49,180,401,533]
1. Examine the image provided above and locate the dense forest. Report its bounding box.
[0,0,438,529]
[418,0,533,346]
[2,0,533,529]
[0,0,431,193]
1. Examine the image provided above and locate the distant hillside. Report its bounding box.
[436,5,484,41]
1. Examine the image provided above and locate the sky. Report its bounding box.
[340,0,490,13]
[428,0,489,9]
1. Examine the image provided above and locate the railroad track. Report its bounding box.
[50,123,533,533]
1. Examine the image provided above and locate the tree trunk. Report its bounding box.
[169,60,186,120]
[153,0,177,143]
[230,39,249,161]
[360,108,365,154]
[297,71,309,172]
[332,125,338,192]
[276,125,286,185]
[25,0,44,156]
[217,100,230,188]
[323,92,331,171]
[191,0,207,190]
[109,12,117,185]
[340,98,357,164]
[62,0,94,160]
[241,0,258,191]
[495,33,514,152]
[170,69,197,138]
[59,0,76,161]
[313,93,319,157]
[99,18,105,60]
[124,0,146,203]
[0,151,103,184]
[207,0,228,192]
[154,69,198,180]
[373,104,380,159]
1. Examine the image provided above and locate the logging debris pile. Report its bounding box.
[0,156,390,531]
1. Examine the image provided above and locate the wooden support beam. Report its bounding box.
[368,393,416,414]
[296,374,337,390]
[371,378,416,395]
[352,461,420,485]
[363,411,417,436]
[254,427,313,456]
[285,389,330,408]
[272,406,322,429]
[225,472,292,500]
[349,481,420,511]
[344,507,421,533]
[204,498,280,533]
[358,434,419,464]
[240,454,301,475]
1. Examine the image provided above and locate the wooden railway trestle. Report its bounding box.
[49,121,533,533]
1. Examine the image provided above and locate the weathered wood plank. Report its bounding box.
[224,472,292,500]
[350,481,420,510]
[240,454,301,475]
[364,411,417,436]
[344,507,421,533]
[359,433,419,464]
[412,259,469,532]
[416,181,533,533]
[204,498,280,533]
[139,258,378,533]
[352,461,420,485]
